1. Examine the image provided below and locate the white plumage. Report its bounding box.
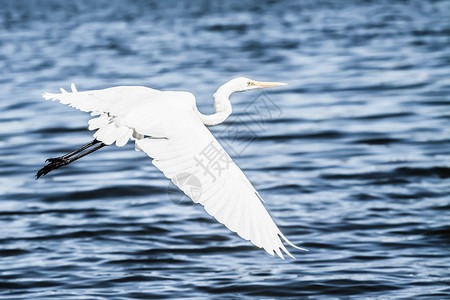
[42,78,306,259]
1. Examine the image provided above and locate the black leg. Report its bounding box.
[46,139,101,162]
[36,140,107,179]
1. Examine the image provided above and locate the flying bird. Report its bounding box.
[37,77,306,258]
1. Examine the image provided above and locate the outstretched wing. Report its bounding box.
[43,84,161,146]
[127,106,305,259]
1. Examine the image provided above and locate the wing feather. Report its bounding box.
[43,85,161,147]
[134,111,305,258]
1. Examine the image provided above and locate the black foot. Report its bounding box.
[36,139,107,180]
[45,157,67,164]
[36,157,71,179]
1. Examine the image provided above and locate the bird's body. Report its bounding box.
[39,77,306,259]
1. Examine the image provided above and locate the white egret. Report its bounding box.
[37,77,306,258]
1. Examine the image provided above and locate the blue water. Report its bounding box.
[1,0,449,298]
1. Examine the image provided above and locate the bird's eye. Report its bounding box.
[247,81,252,86]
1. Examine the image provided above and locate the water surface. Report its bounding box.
[0,0,449,299]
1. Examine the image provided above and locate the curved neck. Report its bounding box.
[196,83,233,126]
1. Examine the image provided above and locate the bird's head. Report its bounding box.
[207,77,287,125]
[228,77,287,92]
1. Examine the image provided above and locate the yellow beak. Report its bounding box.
[252,81,287,88]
